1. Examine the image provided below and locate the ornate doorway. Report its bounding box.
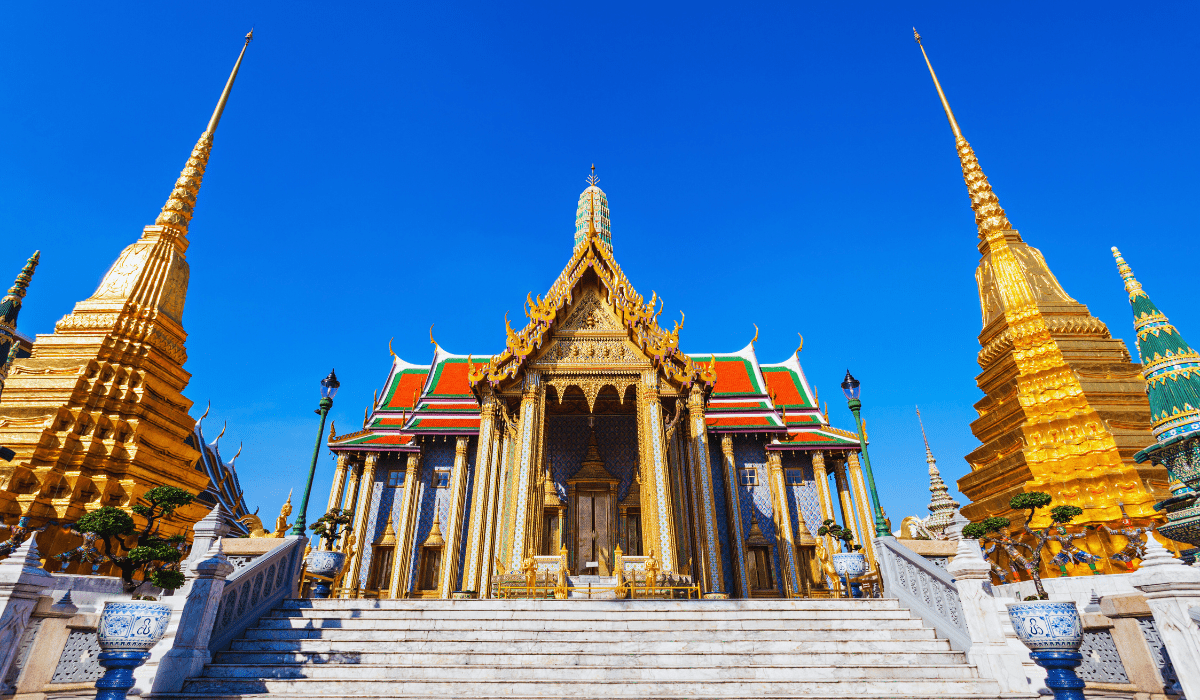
[574,488,613,574]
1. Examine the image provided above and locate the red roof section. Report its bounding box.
[429,359,473,396]
[706,358,758,395]
[762,367,808,408]
[386,370,430,409]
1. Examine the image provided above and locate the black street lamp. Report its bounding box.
[290,369,340,536]
[841,370,889,538]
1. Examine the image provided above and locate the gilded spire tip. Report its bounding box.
[1,250,40,326]
[1111,246,1144,298]
[587,163,599,187]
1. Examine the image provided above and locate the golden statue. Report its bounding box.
[239,511,269,538]
[269,490,293,538]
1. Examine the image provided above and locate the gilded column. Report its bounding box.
[508,372,542,570]
[327,452,350,515]
[439,436,471,598]
[346,452,379,596]
[720,434,750,597]
[811,451,836,553]
[479,431,508,597]
[388,449,422,598]
[461,395,498,594]
[637,370,676,572]
[337,459,362,551]
[846,451,877,569]
[832,458,862,545]
[765,448,801,597]
[687,384,724,594]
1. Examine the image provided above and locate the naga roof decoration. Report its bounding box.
[1112,248,1200,453]
[188,404,252,535]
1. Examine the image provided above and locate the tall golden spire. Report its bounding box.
[0,251,40,327]
[155,30,253,236]
[913,29,1012,242]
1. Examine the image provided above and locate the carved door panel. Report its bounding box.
[593,492,612,575]
[576,492,595,574]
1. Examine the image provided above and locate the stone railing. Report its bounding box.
[874,535,971,652]
[208,535,306,653]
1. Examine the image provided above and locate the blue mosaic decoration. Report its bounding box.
[455,439,478,591]
[708,436,735,590]
[1008,601,1084,652]
[545,415,638,501]
[733,438,783,590]
[96,602,171,652]
[782,452,822,537]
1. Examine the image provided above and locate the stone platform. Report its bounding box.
[161,598,1011,699]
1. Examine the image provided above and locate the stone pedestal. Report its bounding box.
[0,537,53,693]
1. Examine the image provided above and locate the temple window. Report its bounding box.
[366,545,394,593]
[386,470,404,487]
[739,467,758,487]
[625,509,643,556]
[748,545,774,591]
[434,470,450,489]
[417,546,442,592]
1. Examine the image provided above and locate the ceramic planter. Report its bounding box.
[305,550,346,598]
[94,601,173,700]
[832,552,867,578]
[1006,600,1083,651]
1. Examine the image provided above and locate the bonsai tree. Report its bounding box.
[55,485,195,595]
[309,509,353,550]
[962,491,1084,600]
[817,518,862,553]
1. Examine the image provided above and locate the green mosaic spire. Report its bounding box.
[1113,247,1200,442]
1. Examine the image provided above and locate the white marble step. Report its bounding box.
[199,663,980,681]
[268,608,916,620]
[180,677,1006,697]
[227,637,956,654]
[275,599,903,611]
[249,616,927,631]
[240,627,939,642]
[165,695,1018,700]
[214,649,970,666]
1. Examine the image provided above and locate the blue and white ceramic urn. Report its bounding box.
[832,552,867,578]
[97,601,173,651]
[305,550,346,577]
[1006,600,1083,652]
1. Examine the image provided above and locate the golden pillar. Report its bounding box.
[792,496,819,596]
[388,449,422,598]
[345,452,379,596]
[720,434,750,597]
[438,436,471,598]
[327,452,350,514]
[479,431,509,598]
[846,451,877,569]
[507,372,543,571]
[461,395,498,594]
[686,384,724,593]
[810,451,836,553]
[337,459,362,552]
[832,458,862,546]
[637,370,677,572]
[765,448,801,597]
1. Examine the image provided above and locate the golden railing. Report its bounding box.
[496,580,702,599]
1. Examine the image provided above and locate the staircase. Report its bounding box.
[169,598,1007,699]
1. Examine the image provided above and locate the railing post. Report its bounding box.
[947,537,1038,694]
[149,538,235,694]
[0,536,53,693]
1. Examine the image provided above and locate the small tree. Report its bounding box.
[962,491,1083,600]
[55,485,195,595]
[309,509,353,550]
[817,518,862,553]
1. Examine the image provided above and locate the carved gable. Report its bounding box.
[530,285,646,369]
[560,288,621,331]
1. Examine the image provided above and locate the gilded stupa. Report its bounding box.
[914,32,1168,552]
[0,33,254,559]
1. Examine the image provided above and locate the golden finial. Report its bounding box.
[377,513,397,546]
[429,324,436,347]
[1111,247,1145,299]
[155,33,253,235]
[913,30,1012,241]
[329,420,337,440]
[588,190,597,237]
[587,163,599,187]
[751,324,759,345]
[363,406,370,429]
[388,337,396,358]
[795,333,804,355]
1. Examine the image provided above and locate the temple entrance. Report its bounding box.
[574,488,614,574]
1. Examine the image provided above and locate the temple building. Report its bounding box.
[326,177,876,599]
[1112,248,1200,549]
[0,35,255,560]
[914,33,1174,569]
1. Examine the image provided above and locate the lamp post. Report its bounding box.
[840,370,889,538]
[290,369,340,536]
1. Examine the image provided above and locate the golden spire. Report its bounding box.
[154,31,253,235]
[914,30,1012,241]
[1111,247,1146,299]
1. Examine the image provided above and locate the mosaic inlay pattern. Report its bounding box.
[546,415,638,501]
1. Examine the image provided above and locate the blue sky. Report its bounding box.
[3,2,1198,531]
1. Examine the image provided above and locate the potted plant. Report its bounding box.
[963,491,1086,698]
[305,509,353,598]
[55,485,193,595]
[817,518,866,595]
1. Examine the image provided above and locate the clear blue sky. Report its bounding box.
[3,2,1198,530]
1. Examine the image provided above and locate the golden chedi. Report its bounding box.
[0,34,254,563]
[914,32,1172,573]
